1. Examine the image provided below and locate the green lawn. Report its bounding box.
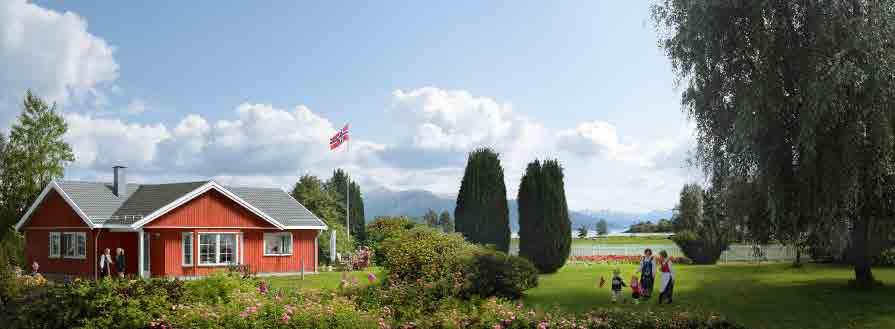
[267,267,383,291]
[267,263,895,329]
[525,262,895,329]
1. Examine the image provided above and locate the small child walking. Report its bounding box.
[610,268,626,303]
[630,275,642,304]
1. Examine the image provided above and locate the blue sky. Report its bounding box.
[1,0,698,212]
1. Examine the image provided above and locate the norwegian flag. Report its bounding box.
[329,124,350,150]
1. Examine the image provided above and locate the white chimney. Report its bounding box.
[113,166,127,197]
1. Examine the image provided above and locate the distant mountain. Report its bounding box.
[363,187,673,233]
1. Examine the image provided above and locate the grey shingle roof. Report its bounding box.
[53,180,325,228]
[226,186,327,227]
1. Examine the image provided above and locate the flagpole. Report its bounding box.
[345,136,350,240]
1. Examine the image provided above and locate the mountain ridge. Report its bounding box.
[363,187,673,232]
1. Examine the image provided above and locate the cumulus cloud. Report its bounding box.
[556,121,644,164]
[64,113,170,169]
[391,87,548,155]
[0,0,118,130]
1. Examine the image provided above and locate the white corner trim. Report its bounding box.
[129,181,286,230]
[15,181,94,231]
[283,225,328,230]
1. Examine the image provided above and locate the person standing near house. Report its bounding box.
[638,248,656,299]
[115,248,126,278]
[98,248,114,278]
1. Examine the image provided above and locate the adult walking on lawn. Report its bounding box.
[658,250,675,304]
[639,248,656,299]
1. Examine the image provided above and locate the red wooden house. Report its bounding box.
[14,166,327,279]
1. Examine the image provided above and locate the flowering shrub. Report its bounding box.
[6,277,184,329]
[184,271,256,304]
[351,246,373,270]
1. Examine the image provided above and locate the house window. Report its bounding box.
[61,232,86,259]
[181,232,193,266]
[263,232,292,256]
[48,232,61,258]
[198,233,239,266]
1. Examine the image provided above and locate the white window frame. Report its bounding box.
[48,232,61,258]
[181,232,193,266]
[263,232,293,256]
[61,232,87,260]
[197,233,239,266]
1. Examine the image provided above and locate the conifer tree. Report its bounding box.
[454,148,510,252]
[518,159,571,273]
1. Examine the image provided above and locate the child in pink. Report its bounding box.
[630,275,642,304]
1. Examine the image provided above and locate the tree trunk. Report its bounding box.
[851,217,876,289]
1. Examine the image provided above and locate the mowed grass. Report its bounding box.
[267,267,383,291]
[524,262,895,329]
[266,263,895,329]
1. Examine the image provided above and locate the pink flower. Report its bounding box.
[258,281,269,294]
[368,273,377,283]
[239,312,249,318]
[280,313,291,323]
[538,320,548,329]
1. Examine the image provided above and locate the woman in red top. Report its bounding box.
[657,250,675,304]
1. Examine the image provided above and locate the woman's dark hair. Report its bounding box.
[659,250,668,258]
[644,248,652,255]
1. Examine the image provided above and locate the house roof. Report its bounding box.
[17,180,326,230]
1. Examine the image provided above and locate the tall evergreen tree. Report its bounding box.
[439,211,454,233]
[348,181,366,241]
[326,169,365,241]
[517,159,571,273]
[596,219,609,236]
[291,174,352,262]
[0,91,75,230]
[454,148,510,252]
[423,209,439,229]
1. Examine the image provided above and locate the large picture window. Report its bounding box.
[198,233,239,266]
[263,232,292,256]
[48,232,61,258]
[181,232,193,266]
[61,232,86,259]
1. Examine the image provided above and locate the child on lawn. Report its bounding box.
[610,268,626,303]
[630,274,642,304]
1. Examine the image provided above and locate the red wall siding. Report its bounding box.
[145,190,277,228]
[96,231,139,276]
[23,230,95,277]
[22,190,96,277]
[243,230,316,273]
[24,190,87,227]
[144,228,317,277]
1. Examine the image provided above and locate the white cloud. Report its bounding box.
[124,99,148,115]
[389,87,552,196]
[391,87,547,154]
[0,0,118,130]
[556,120,645,164]
[64,113,170,169]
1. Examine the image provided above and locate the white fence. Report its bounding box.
[509,244,804,262]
